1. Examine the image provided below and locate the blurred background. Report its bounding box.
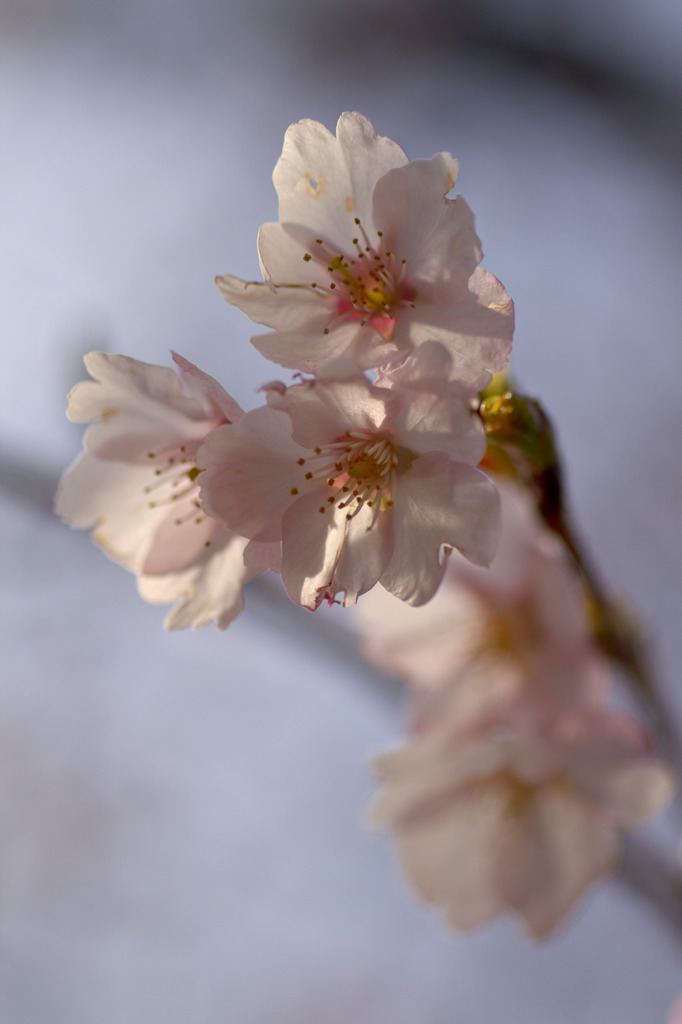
[2,1,682,1021]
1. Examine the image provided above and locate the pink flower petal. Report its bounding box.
[198,408,303,542]
[280,487,346,608]
[137,532,255,631]
[372,153,462,263]
[68,352,213,463]
[497,785,615,939]
[380,456,500,605]
[250,320,401,375]
[171,351,243,423]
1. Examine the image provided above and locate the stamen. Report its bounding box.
[288,433,399,529]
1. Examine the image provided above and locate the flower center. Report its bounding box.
[300,217,417,340]
[291,433,409,526]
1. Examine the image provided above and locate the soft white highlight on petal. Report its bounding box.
[280,488,346,609]
[55,453,167,571]
[273,112,408,248]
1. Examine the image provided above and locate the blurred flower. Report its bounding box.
[55,351,270,630]
[217,111,513,388]
[198,343,499,609]
[370,711,675,938]
[358,479,603,728]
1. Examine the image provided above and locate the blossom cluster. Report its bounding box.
[358,481,674,936]
[57,112,513,622]
[56,112,674,939]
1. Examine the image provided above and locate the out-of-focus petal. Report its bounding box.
[498,785,615,939]
[55,453,163,571]
[398,782,508,930]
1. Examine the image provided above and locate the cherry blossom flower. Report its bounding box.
[216,112,514,388]
[357,479,604,728]
[198,343,500,610]
[370,711,675,938]
[55,351,270,630]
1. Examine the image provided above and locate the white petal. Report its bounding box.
[215,270,330,333]
[409,195,482,305]
[497,786,615,939]
[389,344,487,463]
[55,453,163,571]
[141,506,227,576]
[257,221,322,287]
[329,501,394,606]
[70,352,211,462]
[370,738,468,829]
[380,456,500,605]
[138,532,255,631]
[406,268,515,389]
[335,112,409,230]
[243,538,282,573]
[171,352,243,423]
[372,153,461,262]
[280,488,344,608]
[602,762,677,826]
[197,410,302,542]
[573,753,676,828]
[273,113,407,250]
[266,375,396,448]
[357,582,493,691]
[396,781,508,930]
[251,319,401,375]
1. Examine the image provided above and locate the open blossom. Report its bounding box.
[198,343,500,610]
[55,351,270,630]
[357,479,605,728]
[216,112,514,388]
[370,712,675,938]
